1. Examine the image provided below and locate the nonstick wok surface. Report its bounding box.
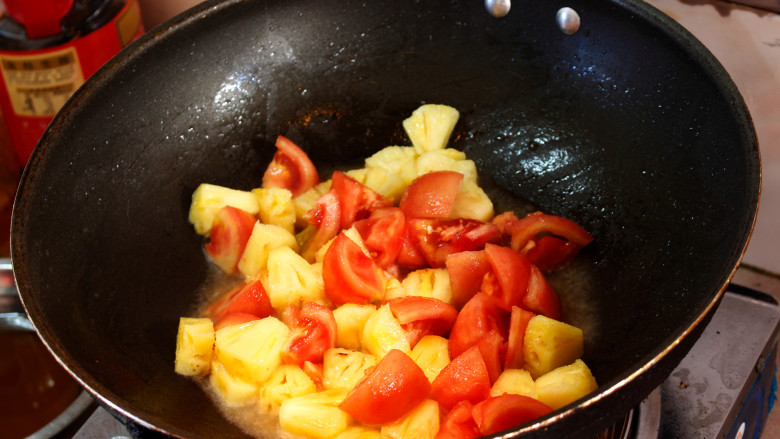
[11,0,759,438]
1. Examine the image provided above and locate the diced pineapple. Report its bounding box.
[450,180,494,222]
[382,277,408,301]
[362,167,407,204]
[409,335,450,383]
[523,315,585,379]
[344,168,368,183]
[380,399,440,439]
[214,317,290,384]
[322,348,379,391]
[258,364,317,412]
[174,317,215,377]
[314,227,370,263]
[362,304,411,358]
[364,145,419,186]
[278,389,352,439]
[189,183,260,236]
[332,303,377,350]
[293,180,332,229]
[402,104,460,154]
[535,359,598,410]
[237,222,298,279]
[334,426,383,439]
[401,268,453,305]
[491,368,538,399]
[414,149,475,181]
[266,246,325,310]
[209,360,259,407]
[252,187,296,234]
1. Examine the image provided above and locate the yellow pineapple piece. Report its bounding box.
[332,303,376,350]
[252,187,296,234]
[362,167,407,204]
[344,168,368,183]
[237,222,298,279]
[278,389,352,439]
[401,268,453,305]
[364,145,419,186]
[414,149,475,182]
[266,246,325,310]
[335,426,383,439]
[174,317,215,377]
[535,359,598,410]
[293,180,332,229]
[362,304,411,358]
[523,315,584,379]
[381,399,440,439]
[403,104,460,154]
[450,180,494,222]
[189,183,260,236]
[491,368,538,399]
[258,364,317,412]
[314,227,370,263]
[409,335,450,383]
[382,277,408,301]
[322,348,379,391]
[214,317,290,384]
[209,360,259,407]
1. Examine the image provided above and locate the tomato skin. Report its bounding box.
[214,312,260,331]
[475,330,505,385]
[340,349,431,425]
[504,306,536,369]
[449,292,508,359]
[445,250,491,309]
[431,345,492,411]
[207,279,273,324]
[387,296,458,348]
[354,207,406,268]
[483,243,532,312]
[436,400,480,439]
[409,218,501,268]
[281,302,337,366]
[524,235,581,272]
[331,171,392,229]
[396,222,429,270]
[399,170,463,218]
[204,206,257,274]
[301,190,342,262]
[522,265,561,320]
[471,394,553,435]
[262,135,319,197]
[322,232,385,305]
[509,211,593,253]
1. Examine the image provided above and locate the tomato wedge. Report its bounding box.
[475,329,504,385]
[431,345,492,410]
[213,312,260,331]
[509,211,594,253]
[331,171,392,229]
[340,349,431,425]
[436,400,480,439]
[204,205,257,274]
[322,232,385,305]
[354,207,406,268]
[396,222,429,269]
[483,243,532,312]
[524,235,582,272]
[472,394,553,435]
[408,218,501,268]
[504,306,536,369]
[262,135,319,197]
[445,250,491,309]
[399,170,464,218]
[387,296,458,348]
[207,279,273,324]
[281,302,337,366]
[522,265,562,320]
[449,292,507,359]
[301,190,341,262]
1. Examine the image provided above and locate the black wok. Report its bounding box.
[11,0,759,438]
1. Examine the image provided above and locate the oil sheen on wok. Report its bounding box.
[174,104,598,439]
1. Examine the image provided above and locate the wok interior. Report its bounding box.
[12,0,758,437]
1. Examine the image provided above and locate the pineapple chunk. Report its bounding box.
[523,315,585,379]
[362,167,407,204]
[450,180,494,222]
[266,246,325,310]
[294,180,332,229]
[344,168,368,183]
[189,183,260,236]
[315,226,370,263]
[322,348,379,391]
[335,427,383,439]
[362,304,411,358]
[214,317,290,384]
[209,360,259,407]
[237,222,298,279]
[252,187,295,234]
[380,399,440,439]
[174,317,215,377]
[535,359,598,410]
[383,277,408,301]
[409,335,450,383]
[403,104,460,154]
[491,368,538,399]
[278,389,352,439]
[401,268,453,305]
[414,149,476,182]
[332,303,376,350]
[364,145,419,186]
[258,364,317,412]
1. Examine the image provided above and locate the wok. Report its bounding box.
[11,0,759,438]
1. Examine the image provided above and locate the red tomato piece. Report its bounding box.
[322,232,385,305]
[431,345,492,410]
[522,265,562,320]
[509,211,593,253]
[331,171,392,229]
[340,349,431,425]
[207,279,273,323]
[387,296,458,348]
[472,394,553,435]
[445,250,491,309]
[449,292,508,359]
[354,207,406,268]
[301,190,342,262]
[483,243,532,312]
[408,218,501,268]
[524,235,581,272]
[399,170,464,218]
[213,312,260,331]
[396,222,429,270]
[281,302,337,366]
[262,135,319,197]
[475,330,505,385]
[436,400,480,439]
[504,306,536,369]
[204,205,257,274]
